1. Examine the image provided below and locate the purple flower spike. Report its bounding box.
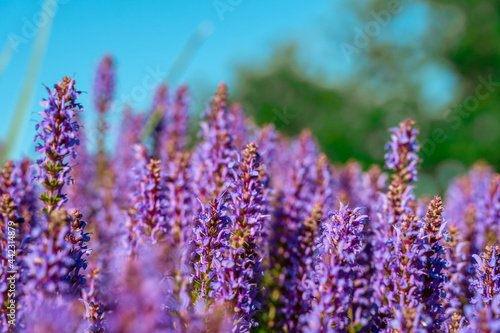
[24,300,81,332]
[114,107,146,206]
[27,76,90,300]
[156,85,190,162]
[226,143,269,332]
[192,83,238,203]
[93,55,115,114]
[388,213,425,331]
[420,196,448,330]
[384,118,419,184]
[127,145,168,253]
[191,196,232,301]
[0,194,25,330]
[150,84,169,158]
[34,76,83,214]
[81,267,105,333]
[227,103,251,151]
[470,244,500,307]
[464,244,500,330]
[265,129,321,331]
[303,203,366,332]
[164,151,196,247]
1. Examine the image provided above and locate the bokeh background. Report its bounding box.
[0,0,499,196]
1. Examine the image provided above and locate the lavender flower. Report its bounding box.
[27,76,90,299]
[113,108,146,207]
[93,55,115,114]
[1,160,14,193]
[149,84,169,157]
[370,118,422,329]
[81,267,105,333]
[420,196,448,330]
[0,194,23,331]
[24,300,82,332]
[6,68,500,332]
[384,118,419,184]
[163,151,196,247]
[302,203,366,332]
[192,83,238,203]
[388,213,425,331]
[295,204,324,327]
[226,143,269,332]
[190,196,232,302]
[444,164,494,254]
[157,85,190,163]
[227,103,251,151]
[337,161,363,208]
[470,244,500,307]
[255,124,280,186]
[106,249,176,332]
[265,129,320,331]
[34,76,83,214]
[443,223,469,317]
[126,144,168,252]
[314,153,336,212]
[465,244,500,331]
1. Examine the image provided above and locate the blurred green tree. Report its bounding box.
[233,0,500,195]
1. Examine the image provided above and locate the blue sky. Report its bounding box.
[0,0,460,160]
[0,0,330,158]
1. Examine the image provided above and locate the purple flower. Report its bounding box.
[113,107,146,206]
[81,267,105,333]
[465,245,500,330]
[126,144,168,252]
[0,194,25,330]
[384,118,419,184]
[66,122,95,219]
[2,158,39,236]
[445,165,497,255]
[370,118,427,330]
[226,143,269,332]
[266,129,321,331]
[33,76,83,214]
[24,299,83,332]
[337,161,364,208]
[191,83,238,203]
[314,153,336,213]
[302,203,366,332]
[24,208,88,301]
[190,196,232,301]
[1,160,14,192]
[227,103,252,151]
[163,151,196,247]
[27,76,90,300]
[104,248,175,332]
[149,84,169,157]
[442,223,469,317]
[419,196,448,330]
[158,85,190,162]
[147,84,192,161]
[470,244,500,307]
[93,55,115,114]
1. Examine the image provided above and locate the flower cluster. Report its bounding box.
[93,55,115,114]
[4,56,500,333]
[24,77,90,319]
[303,203,366,332]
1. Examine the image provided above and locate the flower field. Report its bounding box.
[1,56,500,332]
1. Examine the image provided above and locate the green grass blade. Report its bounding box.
[1,0,57,163]
[0,40,16,80]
